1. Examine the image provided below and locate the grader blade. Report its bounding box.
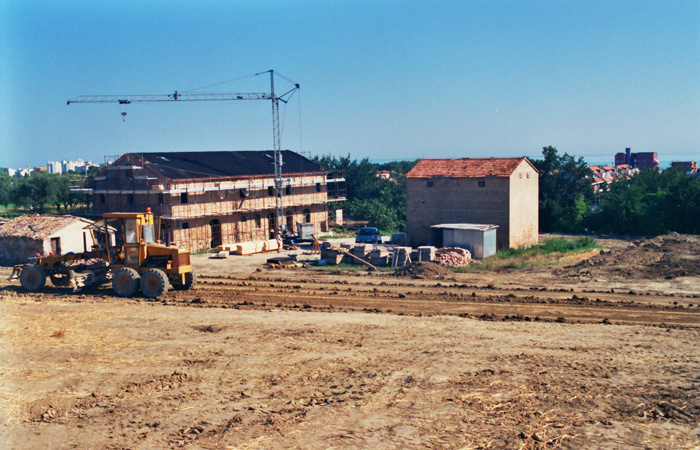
[7,265,25,281]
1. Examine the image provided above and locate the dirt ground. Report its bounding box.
[1,235,699,449]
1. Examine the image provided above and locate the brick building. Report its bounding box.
[87,151,341,252]
[670,161,697,173]
[614,148,660,171]
[406,157,538,249]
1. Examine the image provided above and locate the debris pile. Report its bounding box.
[559,233,700,280]
[434,247,472,267]
[393,261,451,279]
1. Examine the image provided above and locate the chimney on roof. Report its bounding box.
[625,148,631,166]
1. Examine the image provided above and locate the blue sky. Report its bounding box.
[2,0,699,169]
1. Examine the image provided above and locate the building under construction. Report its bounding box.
[84,150,344,252]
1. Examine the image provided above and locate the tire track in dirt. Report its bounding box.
[162,273,700,328]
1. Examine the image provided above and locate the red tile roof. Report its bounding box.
[0,215,87,239]
[407,157,532,178]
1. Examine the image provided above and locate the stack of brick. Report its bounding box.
[352,244,373,265]
[434,247,472,267]
[368,248,391,266]
[320,242,346,265]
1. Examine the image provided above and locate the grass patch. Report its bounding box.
[453,237,599,273]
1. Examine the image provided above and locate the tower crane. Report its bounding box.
[67,70,300,238]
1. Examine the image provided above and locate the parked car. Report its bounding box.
[355,227,382,244]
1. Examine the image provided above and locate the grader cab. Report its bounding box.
[9,209,195,298]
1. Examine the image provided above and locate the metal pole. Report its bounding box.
[269,70,284,238]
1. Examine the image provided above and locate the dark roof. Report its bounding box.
[121,151,323,180]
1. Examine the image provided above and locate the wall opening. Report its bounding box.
[50,237,61,255]
[210,219,221,248]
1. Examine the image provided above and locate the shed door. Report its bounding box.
[430,229,443,248]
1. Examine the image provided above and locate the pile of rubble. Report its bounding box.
[434,247,472,267]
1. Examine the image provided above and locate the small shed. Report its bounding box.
[430,223,499,259]
[0,215,93,265]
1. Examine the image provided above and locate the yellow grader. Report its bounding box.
[9,210,195,298]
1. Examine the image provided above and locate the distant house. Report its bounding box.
[614,164,638,177]
[589,165,616,194]
[406,157,538,249]
[0,215,93,265]
[83,151,343,252]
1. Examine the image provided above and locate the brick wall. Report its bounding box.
[407,176,511,248]
[508,161,539,248]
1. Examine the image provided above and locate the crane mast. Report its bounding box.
[67,70,300,238]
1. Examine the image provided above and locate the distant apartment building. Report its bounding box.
[47,161,63,174]
[670,161,697,173]
[614,148,660,171]
[47,159,98,174]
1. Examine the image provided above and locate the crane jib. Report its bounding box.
[66,70,300,239]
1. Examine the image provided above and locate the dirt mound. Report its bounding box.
[561,233,700,280]
[393,261,452,279]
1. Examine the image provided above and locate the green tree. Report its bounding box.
[531,146,593,233]
[10,172,61,214]
[0,172,12,209]
[54,174,72,211]
[588,168,700,235]
[312,155,416,232]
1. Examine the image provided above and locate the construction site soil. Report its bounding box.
[1,234,699,449]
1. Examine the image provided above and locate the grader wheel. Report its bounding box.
[172,271,196,291]
[50,272,72,287]
[140,269,169,298]
[112,267,140,297]
[20,264,46,292]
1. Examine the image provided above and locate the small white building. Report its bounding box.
[430,223,499,259]
[0,215,94,265]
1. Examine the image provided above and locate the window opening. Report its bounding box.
[124,219,138,243]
